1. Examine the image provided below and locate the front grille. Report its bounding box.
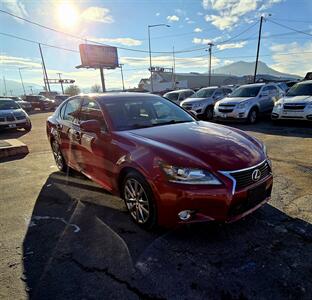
[0,117,5,122]
[6,115,15,122]
[219,108,233,113]
[229,160,271,191]
[15,116,26,120]
[228,183,272,217]
[283,103,306,110]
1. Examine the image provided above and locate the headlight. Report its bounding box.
[237,102,247,109]
[160,164,222,185]
[274,101,282,108]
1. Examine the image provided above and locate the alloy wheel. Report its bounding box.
[249,109,257,124]
[124,178,150,224]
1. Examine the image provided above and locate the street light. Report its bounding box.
[148,24,170,93]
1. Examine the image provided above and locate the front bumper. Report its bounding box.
[272,107,312,121]
[0,119,29,129]
[151,171,273,228]
[182,105,206,115]
[214,107,249,121]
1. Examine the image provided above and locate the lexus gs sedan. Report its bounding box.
[47,93,273,229]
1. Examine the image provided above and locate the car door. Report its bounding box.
[212,89,223,104]
[268,86,279,110]
[258,86,270,112]
[78,98,112,190]
[57,96,82,170]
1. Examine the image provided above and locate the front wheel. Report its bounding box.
[23,122,32,132]
[204,106,214,121]
[247,107,258,124]
[122,171,157,229]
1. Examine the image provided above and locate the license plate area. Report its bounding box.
[248,183,266,204]
[9,124,17,128]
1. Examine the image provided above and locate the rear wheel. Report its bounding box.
[122,171,157,229]
[247,107,258,124]
[51,139,67,172]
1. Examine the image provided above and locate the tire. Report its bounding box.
[204,106,214,121]
[122,171,157,229]
[23,122,32,132]
[51,139,67,172]
[247,107,258,124]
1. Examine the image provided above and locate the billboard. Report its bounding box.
[79,44,119,69]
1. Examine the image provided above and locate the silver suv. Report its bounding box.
[163,89,195,104]
[214,83,281,123]
[180,87,232,120]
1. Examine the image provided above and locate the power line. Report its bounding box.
[267,19,312,38]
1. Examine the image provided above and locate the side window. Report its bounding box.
[269,86,278,95]
[80,98,107,131]
[214,90,223,97]
[179,92,186,101]
[63,97,81,123]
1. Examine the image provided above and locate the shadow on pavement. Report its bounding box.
[23,172,312,299]
[0,128,29,139]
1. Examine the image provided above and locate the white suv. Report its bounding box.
[272,80,312,122]
[214,83,282,124]
[180,87,232,120]
[163,89,195,104]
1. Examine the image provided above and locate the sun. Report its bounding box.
[57,3,79,28]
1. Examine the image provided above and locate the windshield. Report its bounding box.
[286,83,312,97]
[190,88,215,98]
[164,93,179,101]
[231,85,262,97]
[0,100,20,110]
[102,97,194,131]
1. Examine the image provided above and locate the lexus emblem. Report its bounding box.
[252,169,261,182]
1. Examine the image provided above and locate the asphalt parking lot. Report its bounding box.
[1,112,312,300]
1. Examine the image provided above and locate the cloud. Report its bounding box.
[270,41,312,75]
[81,6,114,23]
[2,0,28,22]
[175,8,186,15]
[216,41,247,50]
[0,54,41,68]
[194,27,203,33]
[166,15,179,22]
[89,37,142,46]
[202,0,279,30]
[155,12,160,16]
[192,38,213,45]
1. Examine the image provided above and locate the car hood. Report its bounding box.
[283,95,312,103]
[181,97,211,105]
[122,121,265,171]
[0,108,26,117]
[218,97,254,105]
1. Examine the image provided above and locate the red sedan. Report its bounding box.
[47,93,273,229]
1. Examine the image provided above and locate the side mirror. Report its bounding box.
[80,120,101,135]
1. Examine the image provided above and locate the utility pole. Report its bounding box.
[208,42,214,87]
[18,68,26,95]
[10,89,13,96]
[3,76,7,96]
[172,46,176,90]
[119,64,125,91]
[39,43,51,92]
[254,16,264,83]
[29,86,33,95]
[57,72,64,94]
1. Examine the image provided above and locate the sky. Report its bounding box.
[0,0,312,94]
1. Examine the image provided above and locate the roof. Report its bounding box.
[82,92,162,103]
[164,89,194,94]
[239,83,266,88]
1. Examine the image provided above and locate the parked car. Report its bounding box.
[286,80,300,89]
[276,82,289,94]
[272,80,312,122]
[0,98,32,131]
[214,83,281,124]
[47,93,272,229]
[0,96,32,112]
[180,86,232,120]
[24,95,56,111]
[54,94,70,106]
[163,89,195,104]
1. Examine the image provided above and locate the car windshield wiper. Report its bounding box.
[152,120,192,126]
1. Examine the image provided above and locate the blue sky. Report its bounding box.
[0,0,312,93]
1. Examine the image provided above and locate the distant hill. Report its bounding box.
[0,79,43,96]
[215,61,301,79]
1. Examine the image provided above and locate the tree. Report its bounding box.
[65,85,80,96]
[90,84,102,93]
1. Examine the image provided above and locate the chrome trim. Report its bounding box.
[218,159,268,195]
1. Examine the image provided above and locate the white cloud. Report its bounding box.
[216,41,247,50]
[156,12,160,16]
[175,8,186,15]
[197,12,204,16]
[192,38,213,45]
[202,0,279,30]
[81,6,114,23]
[166,15,179,22]
[270,41,312,75]
[89,37,142,46]
[0,54,41,68]
[2,0,28,22]
[187,20,195,24]
[194,27,203,33]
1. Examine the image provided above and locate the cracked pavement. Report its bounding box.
[0,113,312,299]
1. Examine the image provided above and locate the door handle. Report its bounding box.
[74,131,81,141]
[56,123,62,130]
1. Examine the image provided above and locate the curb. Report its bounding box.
[0,139,29,159]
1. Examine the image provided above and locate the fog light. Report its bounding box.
[178,210,193,221]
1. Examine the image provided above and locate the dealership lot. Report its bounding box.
[1,112,312,299]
